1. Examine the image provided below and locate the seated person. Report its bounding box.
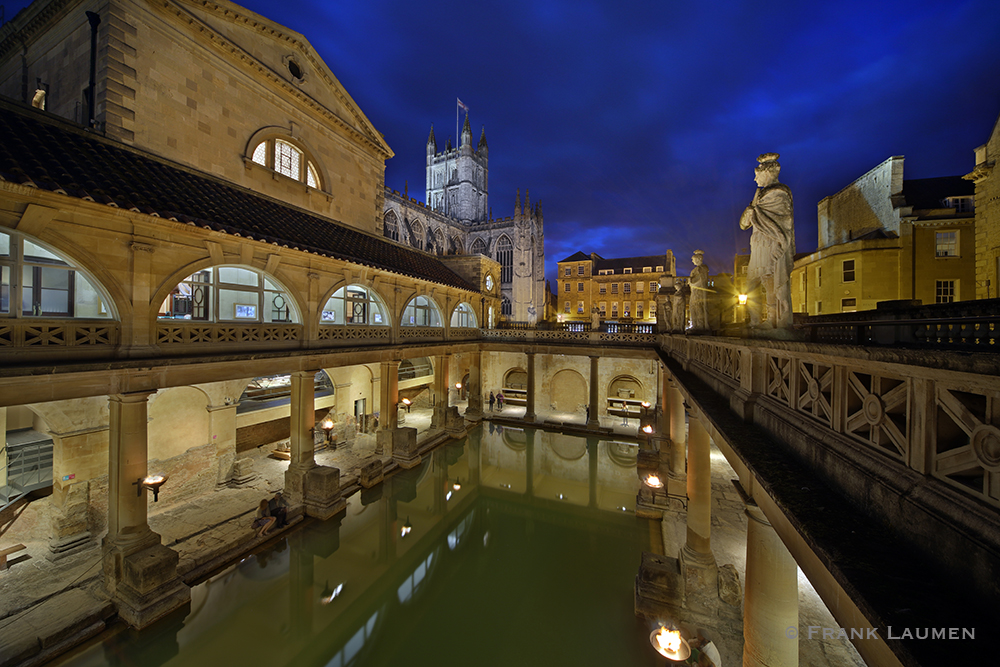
[268,491,289,528]
[252,499,276,537]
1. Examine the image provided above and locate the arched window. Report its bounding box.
[450,302,477,328]
[450,235,463,255]
[470,238,487,256]
[321,284,388,325]
[250,137,321,188]
[383,210,399,241]
[402,295,442,327]
[0,230,115,319]
[434,229,445,256]
[410,220,424,250]
[496,236,513,283]
[501,297,512,316]
[158,266,299,323]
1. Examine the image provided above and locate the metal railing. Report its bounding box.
[1,440,54,511]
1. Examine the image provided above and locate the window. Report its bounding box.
[564,301,570,313]
[637,282,644,293]
[649,300,656,316]
[643,267,651,273]
[649,281,657,292]
[936,280,956,303]
[611,283,619,294]
[599,269,614,276]
[599,302,606,316]
[383,210,399,241]
[623,268,632,274]
[841,298,857,313]
[842,259,855,283]
[636,302,644,319]
[578,265,585,275]
[564,267,571,276]
[655,265,664,272]
[450,302,478,328]
[410,221,425,250]
[816,266,822,288]
[611,302,618,318]
[250,137,321,188]
[816,301,823,313]
[599,284,607,295]
[496,236,513,283]
[577,282,584,292]
[322,285,388,325]
[402,295,442,326]
[471,238,487,256]
[945,197,974,213]
[564,282,571,292]
[577,301,584,314]
[623,302,631,317]
[159,265,297,323]
[936,231,958,258]
[623,283,631,294]
[501,297,511,316]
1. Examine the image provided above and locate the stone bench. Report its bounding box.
[0,543,26,570]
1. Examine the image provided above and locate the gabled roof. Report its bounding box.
[558,251,591,263]
[0,99,474,291]
[594,254,667,272]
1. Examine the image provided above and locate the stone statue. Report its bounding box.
[590,305,601,330]
[670,283,688,332]
[689,250,711,332]
[739,153,795,329]
[655,287,673,333]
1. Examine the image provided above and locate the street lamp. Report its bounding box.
[134,474,168,502]
[401,397,412,413]
[650,626,691,661]
[321,419,335,449]
[738,293,748,306]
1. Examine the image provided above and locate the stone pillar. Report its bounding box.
[0,407,5,489]
[468,426,481,487]
[465,350,483,420]
[525,428,535,496]
[524,352,537,422]
[431,354,450,429]
[588,437,599,508]
[744,505,799,667]
[103,391,189,628]
[587,356,600,429]
[667,384,687,497]
[377,360,400,455]
[684,412,712,559]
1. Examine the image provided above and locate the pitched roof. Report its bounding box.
[902,176,974,210]
[594,254,667,272]
[558,251,591,262]
[0,98,474,291]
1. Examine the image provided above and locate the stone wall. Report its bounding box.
[817,156,903,249]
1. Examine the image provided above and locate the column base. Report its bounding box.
[286,464,348,520]
[445,406,466,434]
[360,459,384,488]
[391,427,421,468]
[680,544,719,615]
[524,412,536,423]
[47,531,94,560]
[586,419,600,430]
[113,543,191,629]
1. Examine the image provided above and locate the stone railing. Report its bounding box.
[483,327,657,347]
[155,322,301,346]
[398,326,445,342]
[800,299,1000,350]
[0,319,120,348]
[668,334,1000,513]
[448,327,481,340]
[317,325,391,344]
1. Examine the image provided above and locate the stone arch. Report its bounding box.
[470,237,487,256]
[504,367,527,390]
[409,219,424,250]
[434,228,446,256]
[245,126,327,189]
[450,234,463,255]
[148,386,210,462]
[383,209,400,241]
[496,235,513,283]
[608,375,643,401]
[549,368,587,413]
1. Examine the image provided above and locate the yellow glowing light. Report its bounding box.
[453,481,462,491]
[455,383,462,389]
[650,627,691,661]
[645,474,663,489]
[641,401,651,408]
[402,398,411,405]
[322,419,334,431]
[738,293,748,305]
[642,425,653,434]
[143,475,166,485]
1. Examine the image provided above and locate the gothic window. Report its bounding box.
[410,221,424,250]
[434,229,446,256]
[383,210,399,241]
[1,230,114,319]
[496,236,513,283]
[451,235,463,255]
[321,284,388,325]
[501,297,511,316]
[159,265,298,323]
[402,295,443,327]
[249,136,321,188]
[450,302,478,328]
[471,238,487,256]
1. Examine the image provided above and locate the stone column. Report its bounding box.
[0,407,5,490]
[684,413,712,559]
[377,360,400,455]
[208,402,239,486]
[524,352,536,422]
[431,354,450,429]
[465,350,483,420]
[103,391,189,628]
[667,384,687,496]
[744,505,799,667]
[285,370,318,509]
[588,437,599,508]
[525,428,535,496]
[587,356,600,429]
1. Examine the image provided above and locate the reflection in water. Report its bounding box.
[60,426,658,667]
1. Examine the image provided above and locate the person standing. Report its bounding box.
[489,391,496,412]
[497,392,504,411]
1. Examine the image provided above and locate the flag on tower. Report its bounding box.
[457,98,468,112]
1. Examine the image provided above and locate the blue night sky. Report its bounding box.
[7,0,1000,286]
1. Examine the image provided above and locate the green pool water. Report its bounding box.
[57,425,662,667]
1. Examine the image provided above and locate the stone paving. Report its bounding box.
[0,402,867,666]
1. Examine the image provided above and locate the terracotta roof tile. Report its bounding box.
[0,99,476,291]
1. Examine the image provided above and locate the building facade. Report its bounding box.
[381,116,545,324]
[791,156,976,314]
[556,251,676,324]
[966,110,1000,299]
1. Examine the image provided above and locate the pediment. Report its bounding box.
[163,0,391,157]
